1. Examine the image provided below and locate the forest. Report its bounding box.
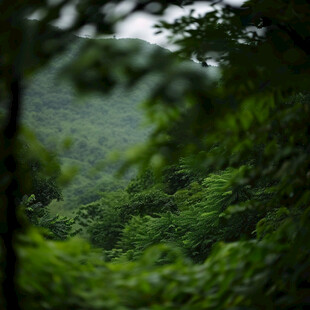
[1,0,310,309]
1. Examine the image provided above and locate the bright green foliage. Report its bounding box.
[115,213,177,260]
[75,183,179,252]
[104,167,261,262]
[170,168,259,261]
[79,166,256,261]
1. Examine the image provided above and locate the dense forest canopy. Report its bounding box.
[1,0,310,309]
[21,37,154,208]
[20,36,216,209]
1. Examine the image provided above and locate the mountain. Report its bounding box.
[22,37,160,209]
[21,35,219,210]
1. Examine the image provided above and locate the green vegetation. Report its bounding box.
[21,38,159,208]
[74,165,261,263]
[1,0,310,309]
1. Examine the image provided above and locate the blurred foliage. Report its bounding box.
[2,0,310,309]
[16,207,310,309]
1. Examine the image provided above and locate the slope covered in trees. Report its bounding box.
[21,37,157,208]
[21,36,216,209]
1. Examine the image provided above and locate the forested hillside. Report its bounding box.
[21,36,216,209]
[21,36,216,210]
[22,38,158,208]
[1,1,310,309]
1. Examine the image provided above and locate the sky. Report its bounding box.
[114,0,245,49]
[50,0,245,50]
[113,2,214,48]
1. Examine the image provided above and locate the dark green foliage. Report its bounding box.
[75,191,128,250]
[16,140,63,206]
[2,0,310,309]
[103,167,262,262]
[126,169,155,195]
[88,210,122,250]
[76,183,179,252]
[40,214,75,241]
[17,208,310,309]
[15,139,76,241]
[22,195,75,241]
[120,188,178,222]
[162,162,194,195]
[22,195,46,225]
